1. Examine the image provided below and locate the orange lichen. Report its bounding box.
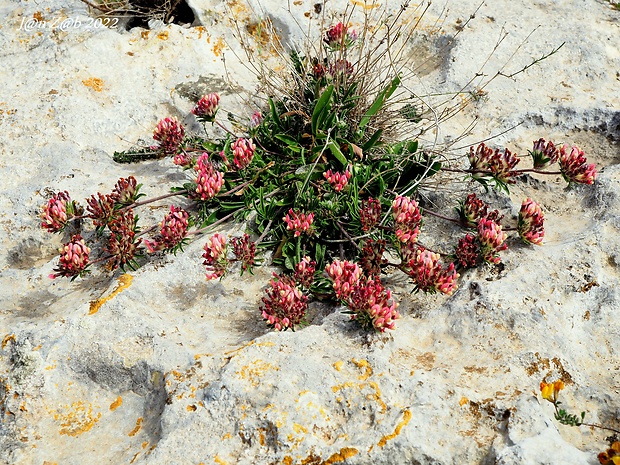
[187,405,197,412]
[349,0,381,9]
[236,360,279,387]
[378,410,411,447]
[110,396,122,411]
[2,334,15,349]
[81,77,104,92]
[459,397,469,407]
[367,381,386,414]
[331,381,356,393]
[333,360,343,371]
[157,30,169,40]
[212,37,226,57]
[128,417,143,437]
[54,401,102,436]
[89,274,133,314]
[324,447,359,463]
[214,454,228,464]
[352,358,372,380]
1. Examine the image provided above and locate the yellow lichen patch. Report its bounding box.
[281,457,293,465]
[324,447,359,464]
[128,417,143,437]
[214,454,228,464]
[140,30,150,39]
[212,37,226,57]
[459,397,469,407]
[109,396,122,411]
[194,353,213,360]
[352,359,372,380]
[54,401,102,436]
[2,333,15,349]
[82,77,104,92]
[367,381,386,414]
[236,360,279,387]
[349,0,381,9]
[45,362,56,370]
[222,432,232,440]
[378,409,411,447]
[293,423,308,434]
[187,404,197,412]
[157,30,169,40]
[89,274,133,314]
[331,381,356,393]
[333,360,343,371]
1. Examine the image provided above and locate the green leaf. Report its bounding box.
[328,142,348,167]
[358,75,401,130]
[362,129,383,152]
[275,134,299,146]
[269,97,282,130]
[311,85,334,136]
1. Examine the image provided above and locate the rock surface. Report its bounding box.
[1,0,619,464]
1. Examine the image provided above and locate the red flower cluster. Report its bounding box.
[283,209,315,237]
[261,274,307,331]
[152,117,185,155]
[231,138,256,170]
[231,233,256,273]
[360,198,381,232]
[324,22,358,49]
[559,144,597,185]
[518,198,544,245]
[192,93,220,122]
[323,167,352,192]
[203,233,228,280]
[111,176,140,206]
[407,248,459,295]
[392,195,421,243]
[468,143,520,184]
[293,256,316,289]
[531,138,559,169]
[41,191,78,233]
[106,209,141,270]
[144,205,189,253]
[194,153,224,201]
[50,234,90,279]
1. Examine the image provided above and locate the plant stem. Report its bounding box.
[423,208,461,224]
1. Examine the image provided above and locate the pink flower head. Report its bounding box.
[152,117,185,155]
[192,93,220,122]
[468,143,494,179]
[294,256,316,288]
[559,144,596,185]
[41,191,78,233]
[194,153,224,201]
[144,205,189,253]
[250,111,263,128]
[347,277,399,332]
[518,198,544,245]
[455,234,480,269]
[283,209,315,237]
[359,239,386,277]
[86,192,117,229]
[111,176,141,206]
[231,138,256,170]
[531,138,559,169]
[173,151,194,168]
[360,198,381,232]
[407,249,459,295]
[324,167,352,192]
[458,193,489,228]
[231,233,256,273]
[261,274,307,331]
[488,147,520,184]
[328,59,354,78]
[477,218,508,264]
[324,22,358,49]
[106,209,142,270]
[325,259,363,300]
[50,234,90,279]
[203,233,229,280]
[392,195,421,242]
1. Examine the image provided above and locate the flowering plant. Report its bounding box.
[40,7,597,333]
